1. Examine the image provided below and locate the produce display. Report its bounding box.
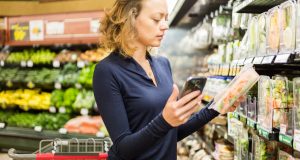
[50,89,65,108]
[57,63,79,86]
[0,68,19,82]
[278,150,295,160]
[210,66,259,114]
[272,75,288,109]
[0,89,51,111]
[267,7,280,55]
[63,88,79,111]
[257,13,267,56]
[64,116,107,135]
[0,52,8,61]
[72,89,95,111]
[78,64,96,87]
[54,50,80,63]
[6,49,56,64]
[252,134,278,160]
[279,1,296,53]
[248,16,258,57]
[296,0,300,51]
[78,48,109,62]
[258,76,273,130]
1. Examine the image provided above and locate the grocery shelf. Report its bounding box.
[214,124,234,144]
[0,126,100,152]
[233,0,288,13]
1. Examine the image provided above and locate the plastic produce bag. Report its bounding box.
[209,65,260,114]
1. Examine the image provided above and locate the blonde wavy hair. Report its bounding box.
[100,0,145,57]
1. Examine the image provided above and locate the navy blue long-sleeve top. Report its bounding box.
[93,51,219,160]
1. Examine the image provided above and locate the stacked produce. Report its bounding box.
[6,49,56,64]
[57,63,79,86]
[24,68,60,84]
[0,68,19,82]
[78,48,109,62]
[0,89,51,111]
[72,89,95,111]
[54,50,81,63]
[64,116,108,135]
[1,111,70,130]
[78,64,96,87]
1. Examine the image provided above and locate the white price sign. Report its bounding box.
[27,60,33,67]
[59,107,66,114]
[274,54,290,63]
[280,124,287,134]
[21,61,27,67]
[49,106,56,113]
[80,108,89,116]
[0,122,5,128]
[262,56,274,64]
[96,131,105,138]
[77,61,85,68]
[54,82,62,89]
[0,60,4,67]
[253,57,264,64]
[75,83,82,89]
[59,128,67,134]
[53,60,60,68]
[244,57,253,64]
[34,126,43,132]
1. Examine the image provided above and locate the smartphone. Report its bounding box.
[179,76,207,98]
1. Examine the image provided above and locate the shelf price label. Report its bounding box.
[34,126,43,132]
[253,57,264,64]
[20,61,27,67]
[75,83,82,89]
[59,107,66,114]
[279,134,293,147]
[27,60,33,67]
[59,128,67,134]
[244,57,253,64]
[6,81,13,87]
[53,60,60,68]
[77,61,85,68]
[80,108,89,116]
[49,106,57,113]
[27,81,35,89]
[54,82,62,89]
[274,54,290,63]
[0,60,4,67]
[0,122,5,129]
[96,131,105,138]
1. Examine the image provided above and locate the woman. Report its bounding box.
[93,0,242,159]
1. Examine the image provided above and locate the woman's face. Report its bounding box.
[134,0,169,47]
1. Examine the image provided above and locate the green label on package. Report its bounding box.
[247,119,256,129]
[258,126,269,139]
[279,134,293,147]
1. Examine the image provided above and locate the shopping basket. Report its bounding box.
[8,137,112,160]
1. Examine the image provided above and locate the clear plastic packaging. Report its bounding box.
[233,40,241,60]
[280,108,294,136]
[218,44,226,63]
[226,42,234,63]
[267,7,280,55]
[279,1,296,54]
[258,76,273,131]
[272,75,288,109]
[248,16,258,57]
[278,150,294,160]
[210,65,259,114]
[294,78,300,130]
[247,96,257,121]
[296,0,300,52]
[252,135,278,160]
[257,13,267,56]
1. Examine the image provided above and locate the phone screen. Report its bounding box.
[180,77,207,98]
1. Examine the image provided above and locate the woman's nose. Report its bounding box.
[160,20,169,30]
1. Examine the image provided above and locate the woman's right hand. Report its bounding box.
[162,84,202,127]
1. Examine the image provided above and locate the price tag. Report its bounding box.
[34,126,43,132]
[53,60,60,68]
[244,57,253,64]
[71,54,77,61]
[54,82,62,89]
[27,81,35,88]
[49,106,56,113]
[253,57,264,64]
[59,128,67,134]
[20,61,27,67]
[80,108,89,116]
[0,60,4,67]
[262,56,275,64]
[59,107,66,114]
[274,54,290,63]
[96,131,105,138]
[75,83,82,89]
[27,60,33,67]
[0,122,5,128]
[280,124,287,134]
[77,61,85,68]
[6,81,13,87]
